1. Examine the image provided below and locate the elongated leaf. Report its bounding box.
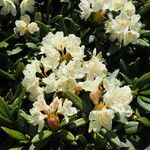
[58,129,75,141]
[120,59,129,75]
[137,96,150,111]
[120,73,133,85]
[76,134,87,145]
[139,117,150,127]
[9,147,23,150]
[11,87,26,113]
[32,130,53,143]
[137,39,150,47]
[0,41,8,48]
[69,118,86,129]
[1,127,28,142]
[138,96,150,103]
[0,96,11,119]
[0,69,15,80]
[135,72,150,89]
[140,89,150,96]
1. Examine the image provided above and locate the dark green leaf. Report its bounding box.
[135,72,150,89]
[0,69,15,80]
[32,130,53,144]
[58,129,75,141]
[139,117,150,127]
[1,127,28,142]
[137,96,150,111]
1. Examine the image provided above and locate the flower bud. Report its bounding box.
[47,114,60,130]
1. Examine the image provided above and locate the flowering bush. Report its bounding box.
[0,0,150,149]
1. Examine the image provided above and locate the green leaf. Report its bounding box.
[124,121,139,134]
[140,30,150,37]
[76,134,87,145]
[64,91,91,113]
[107,44,119,56]
[139,1,150,15]
[1,127,28,142]
[137,39,150,47]
[11,87,26,113]
[120,73,133,85]
[137,96,150,111]
[7,47,22,56]
[0,69,15,80]
[0,96,11,119]
[144,145,150,150]
[140,89,150,96]
[32,130,53,144]
[0,41,8,48]
[9,147,23,150]
[120,59,129,75]
[138,96,150,103]
[135,72,150,89]
[58,129,75,141]
[0,114,12,124]
[139,117,150,127]
[69,118,86,129]
[26,42,39,50]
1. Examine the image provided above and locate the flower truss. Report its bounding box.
[21,95,78,132]
[22,31,133,133]
[79,0,142,46]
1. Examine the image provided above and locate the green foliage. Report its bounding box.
[0,0,150,149]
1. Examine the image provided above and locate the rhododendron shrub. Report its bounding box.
[0,0,149,149]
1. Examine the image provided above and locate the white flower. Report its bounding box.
[29,108,47,132]
[89,108,114,132]
[79,0,94,20]
[103,77,121,91]
[106,12,142,45]
[20,0,35,15]
[42,73,57,94]
[40,50,60,72]
[56,76,77,92]
[14,14,39,35]
[122,1,135,16]
[103,86,133,117]
[57,99,78,122]
[79,76,103,92]
[41,32,84,61]
[27,97,77,131]
[83,50,107,80]
[0,0,17,16]
[123,30,140,46]
[56,60,84,80]
[109,0,127,11]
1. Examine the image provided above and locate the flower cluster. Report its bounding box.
[0,0,35,16]
[89,76,133,132]
[79,0,142,45]
[22,31,133,133]
[22,96,78,132]
[22,31,107,101]
[14,14,39,35]
[106,2,142,46]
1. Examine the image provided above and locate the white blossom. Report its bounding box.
[20,0,35,15]
[0,0,17,16]
[41,32,84,61]
[14,14,39,35]
[106,12,142,45]
[103,86,133,117]
[27,97,77,131]
[89,108,114,132]
[57,99,78,122]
